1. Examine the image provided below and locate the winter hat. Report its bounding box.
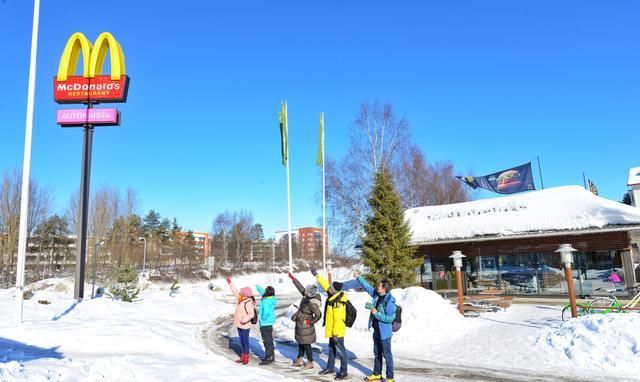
[304,284,318,298]
[240,287,253,298]
[328,281,343,295]
[263,286,275,297]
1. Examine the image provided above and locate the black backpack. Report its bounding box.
[323,292,357,328]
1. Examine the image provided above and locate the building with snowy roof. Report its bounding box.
[406,186,640,296]
[628,166,640,207]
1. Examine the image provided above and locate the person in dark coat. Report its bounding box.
[288,271,322,370]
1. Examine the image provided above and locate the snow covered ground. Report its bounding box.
[1,270,639,381]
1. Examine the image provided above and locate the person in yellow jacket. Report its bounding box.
[311,268,349,380]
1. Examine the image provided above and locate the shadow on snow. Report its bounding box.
[0,337,64,363]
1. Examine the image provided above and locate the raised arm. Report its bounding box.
[256,284,265,296]
[354,272,376,297]
[313,268,330,292]
[288,272,305,295]
[227,278,240,299]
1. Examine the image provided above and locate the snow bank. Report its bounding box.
[274,284,468,357]
[348,287,468,355]
[406,185,640,243]
[538,313,640,377]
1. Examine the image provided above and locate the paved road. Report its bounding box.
[201,296,594,382]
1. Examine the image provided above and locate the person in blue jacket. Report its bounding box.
[256,284,277,365]
[354,270,396,382]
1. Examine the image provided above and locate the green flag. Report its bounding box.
[278,101,288,166]
[316,112,324,167]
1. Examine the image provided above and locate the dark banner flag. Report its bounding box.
[457,162,536,194]
[588,179,599,196]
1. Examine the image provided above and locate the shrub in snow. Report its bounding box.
[169,279,180,297]
[107,263,140,302]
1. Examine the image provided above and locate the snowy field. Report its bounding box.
[1,270,639,381]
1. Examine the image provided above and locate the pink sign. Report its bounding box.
[57,108,119,126]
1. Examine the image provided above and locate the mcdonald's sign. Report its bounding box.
[54,32,129,104]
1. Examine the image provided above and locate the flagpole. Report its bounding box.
[285,102,293,273]
[321,112,327,276]
[16,0,41,324]
[582,172,587,190]
[536,156,545,190]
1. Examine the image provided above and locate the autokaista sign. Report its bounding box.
[57,108,119,126]
[53,32,129,104]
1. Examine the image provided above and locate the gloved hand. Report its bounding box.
[226,277,232,284]
[310,268,318,277]
[287,272,295,280]
[304,319,311,326]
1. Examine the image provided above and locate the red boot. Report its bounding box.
[242,353,249,365]
[235,353,245,363]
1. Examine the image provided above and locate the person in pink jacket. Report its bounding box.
[227,277,256,365]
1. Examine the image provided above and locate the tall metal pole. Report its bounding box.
[142,238,147,272]
[285,102,293,273]
[222,229,226,265]
[537,156,545,190]
[271,241,275,283]
[321,112,327,276]
[15,0,41,324]
[74,103,94,301]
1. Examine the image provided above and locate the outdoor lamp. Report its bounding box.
[556,244,579,318]
[449,250,466,270]
[449,250,466,316]
[138,237,147,272]
[556,244,577,268]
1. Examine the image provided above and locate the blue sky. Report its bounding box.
[1,1,639,238]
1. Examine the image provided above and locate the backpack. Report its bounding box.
[244,297,258,325]
[392,305,402,332]
[383,294,402,332]
[344,299,357,328]
[323,292,357,328]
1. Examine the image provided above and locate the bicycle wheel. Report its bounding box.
[562,304,590,321]
[588,297,615,314]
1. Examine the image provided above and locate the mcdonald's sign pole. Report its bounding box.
[54,32,129,300]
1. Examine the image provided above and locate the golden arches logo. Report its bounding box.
[54,32,129,104]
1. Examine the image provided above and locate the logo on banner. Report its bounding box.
[54,32,129,104]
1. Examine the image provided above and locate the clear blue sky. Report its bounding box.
[1,1,639,238]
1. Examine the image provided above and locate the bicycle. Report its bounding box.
[561,284,640,321]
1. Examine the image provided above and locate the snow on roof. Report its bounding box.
[628,167,640,186]
[405,185,640,245]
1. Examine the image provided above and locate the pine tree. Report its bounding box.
[362,167,420,288]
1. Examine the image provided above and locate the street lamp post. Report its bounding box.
[91,240,105,299]
[138,237,147,273]
[449,250,467,316]
[556,244,578,318]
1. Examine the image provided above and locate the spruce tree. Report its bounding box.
[362,168,420,288]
